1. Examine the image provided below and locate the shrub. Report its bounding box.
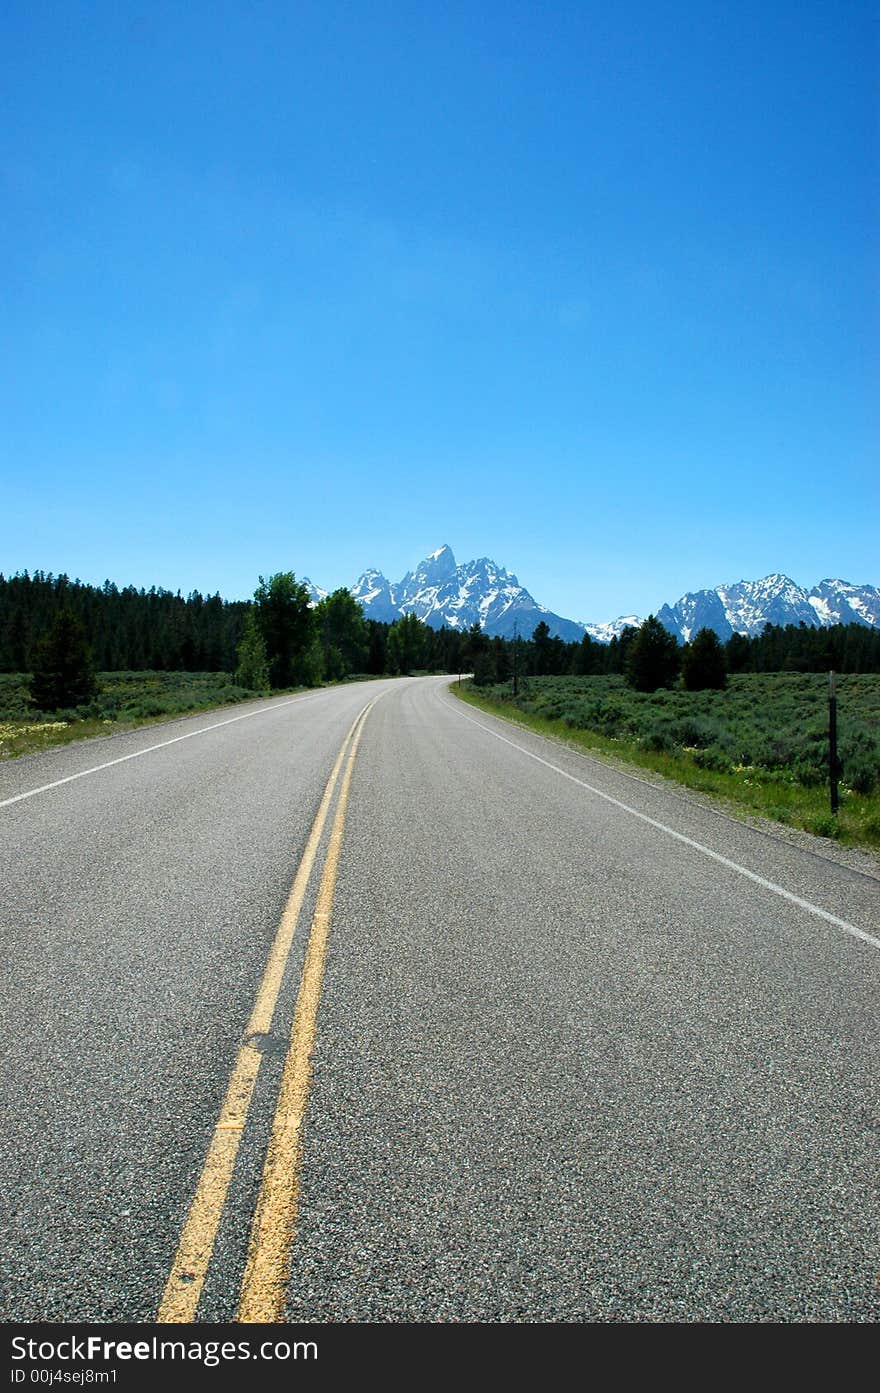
[561,707,590,729]
[844,758,877,795]
[596,701,629,735]
[791,756,826,788]
[639,722,677,753]
[692,745,733,773]
[806,813,842,840]
[668,716,720,749]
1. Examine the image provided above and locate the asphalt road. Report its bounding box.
[1,676,878,1322]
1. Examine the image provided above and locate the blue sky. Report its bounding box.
[2,1,876,622]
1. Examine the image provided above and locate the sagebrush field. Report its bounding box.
[0,671,270,759]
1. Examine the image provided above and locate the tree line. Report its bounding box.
[3,570,879,711]
[0,570,482,709]
[0,570,472,679]
[0,571,246,673]
[470,615,880,691]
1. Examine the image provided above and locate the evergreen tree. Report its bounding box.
[29,608,97,710]
[547,634,568,674]
[235,611,270,690]
[490,635,511,683]
[433,625,463,676]
[681,627,727,690]
[472,646,498,686]
[572,632,599,675]
[607,625,639,675]
[460,621,488,675]
[366,620,387,674]
[386,612,429,674]
[725,631,751,673]
[625,615,680,692]
[531,620,553,675]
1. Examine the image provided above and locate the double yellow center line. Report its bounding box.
[158,696,377,1323]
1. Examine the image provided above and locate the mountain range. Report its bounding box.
[304,544,585,641]
[303,546,880,644]
[653,575,880,644]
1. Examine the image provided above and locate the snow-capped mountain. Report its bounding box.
[301,577,328,606]
[349,568,398,623]
[352,544,586,641]
[582,615,644,643]
[808,579,880,630]
[654,574,880,643]
[305,550,879,645]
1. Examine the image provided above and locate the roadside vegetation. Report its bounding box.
[0,670,289,759]
[456,672,880,850]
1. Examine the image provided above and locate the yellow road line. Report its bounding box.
[157,701,371,1323]
[236,705,369,1322]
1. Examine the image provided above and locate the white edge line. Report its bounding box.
[0,691,327,809]
[445,695,880,954]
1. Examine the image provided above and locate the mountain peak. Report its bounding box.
[301,576,328,605]
[409,543,457,586]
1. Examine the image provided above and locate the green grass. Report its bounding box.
[0,671,304,760]
[453,672,880,852]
